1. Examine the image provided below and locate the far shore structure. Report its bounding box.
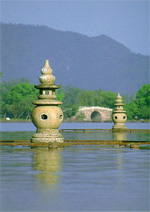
[31,60,64,143]
[77,106,112,122]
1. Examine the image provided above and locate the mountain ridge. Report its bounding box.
[1,23,149,94]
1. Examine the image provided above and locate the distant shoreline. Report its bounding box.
[0,119,149,123]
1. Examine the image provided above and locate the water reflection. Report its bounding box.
[116,148,124,170]
[1,146,149,211]
[112,131,127,140]
[33,148,62,188]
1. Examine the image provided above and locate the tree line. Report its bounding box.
[0,79,149,120]
[124,84,150,120]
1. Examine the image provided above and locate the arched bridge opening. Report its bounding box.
[91,111,102,122]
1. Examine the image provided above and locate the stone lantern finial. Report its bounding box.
[117,93,121,100]
[39,59,55,85]
[112,93,127,130]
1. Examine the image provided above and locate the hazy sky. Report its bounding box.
[0,0,149,55]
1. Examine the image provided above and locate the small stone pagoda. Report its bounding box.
[31,60,64,143]
[112,93,127,130]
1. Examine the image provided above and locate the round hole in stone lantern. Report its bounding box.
[41,114,48,120]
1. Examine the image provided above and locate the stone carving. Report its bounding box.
[112,93,127,130]
[31,60,64,143]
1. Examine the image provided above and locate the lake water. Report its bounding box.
[1,121,150,132]
[0,122,150,211]
[0,122,150,141]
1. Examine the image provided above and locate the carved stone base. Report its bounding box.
[31,131,64,143]
[112,123,127,131]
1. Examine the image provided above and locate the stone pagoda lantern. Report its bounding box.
[112,93,127,130]
[31,60,64,143]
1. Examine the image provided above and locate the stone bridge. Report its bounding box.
[77,106,113,122]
